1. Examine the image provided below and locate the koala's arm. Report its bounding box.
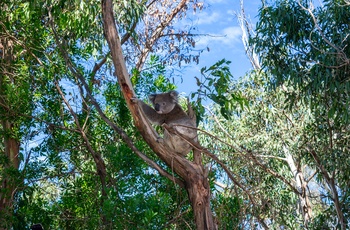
[131,98,163,125]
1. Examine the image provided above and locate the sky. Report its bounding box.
[176,0,262,94]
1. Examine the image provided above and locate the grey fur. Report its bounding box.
[133,90,197,156]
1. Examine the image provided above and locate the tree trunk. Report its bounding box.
[284,147,312,226]
[0,121,20,217]
[186,164,216,229]
[101,0,217,228]
[0,38,20,229]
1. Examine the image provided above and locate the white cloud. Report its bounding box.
[222,26,242,43]
[226,9,235,15]
[207,0,227,4]
[196,26,242,47]
[196,11,221,25]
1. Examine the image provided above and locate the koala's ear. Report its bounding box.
[149,94,157,103]
[169,90,179,100]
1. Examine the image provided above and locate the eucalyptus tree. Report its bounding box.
[195,66,318,228]
[189,0,350,229]
[101,0,217,228]
[1,0,208,229]
[0,2,49,228]
[252,1,350,229]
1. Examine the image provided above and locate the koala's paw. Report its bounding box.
[130,97,138,103]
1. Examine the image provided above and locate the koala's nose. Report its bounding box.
[155,103,160,111]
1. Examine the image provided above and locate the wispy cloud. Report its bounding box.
[196,26,242,47]
[226,9,236,16]
[196,11,221,25]
[207,0,227,4]
[222,26,242,43]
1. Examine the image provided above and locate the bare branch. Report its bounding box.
[91,55,107,78]
[135,0,189,71]
[305,170,317,183]
[237,0,261,70]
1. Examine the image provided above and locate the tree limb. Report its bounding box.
[55,81,108,197]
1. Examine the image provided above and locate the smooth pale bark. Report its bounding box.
[284,146,312,226]
[101,0,216,228]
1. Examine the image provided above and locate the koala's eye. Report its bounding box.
[162,102,166,106]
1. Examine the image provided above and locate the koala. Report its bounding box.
[133,90,197,156]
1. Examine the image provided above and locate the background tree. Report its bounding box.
[195,66,316,228]
[0,2,45,227]
[190,0,350,229]
[252,1,350,229]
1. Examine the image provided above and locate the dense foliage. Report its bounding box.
[253,1,350,228]
[0,0,349,229]
[193,0,350,228]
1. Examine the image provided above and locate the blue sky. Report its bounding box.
[177,0,262,94]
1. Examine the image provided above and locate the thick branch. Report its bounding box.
[284,146,312,226]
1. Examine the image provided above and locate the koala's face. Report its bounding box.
[149,91,178,114]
